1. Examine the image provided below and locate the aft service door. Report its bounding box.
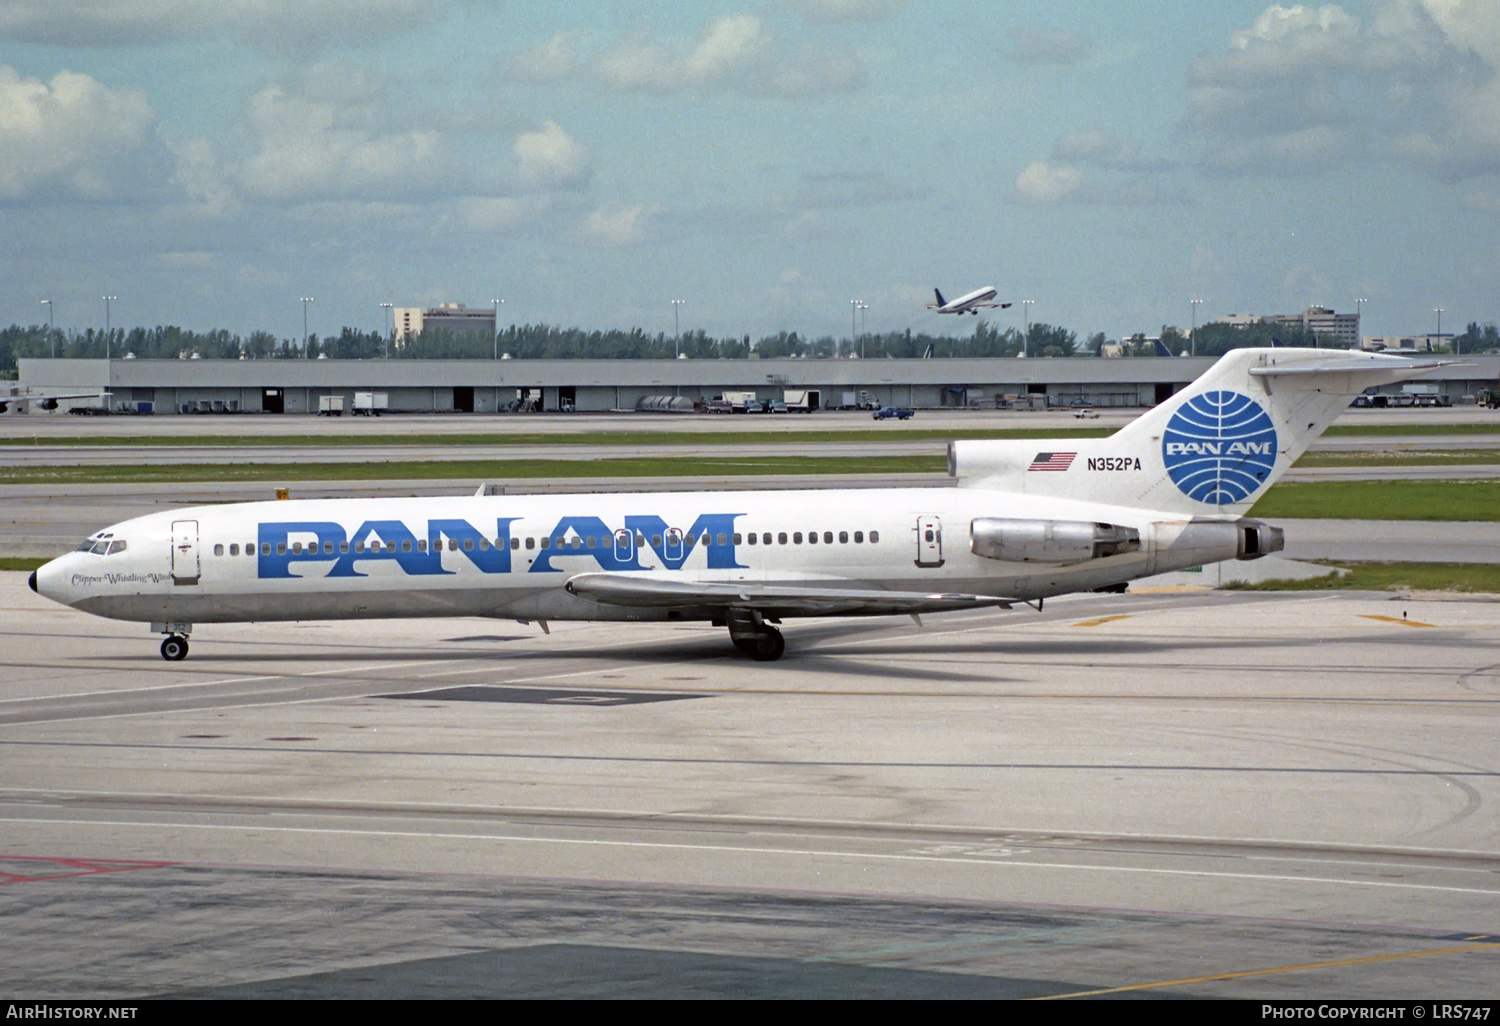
[171,519,200,585]
[915,516,944,568]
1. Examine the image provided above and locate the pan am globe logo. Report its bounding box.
[1162,391,1279,504]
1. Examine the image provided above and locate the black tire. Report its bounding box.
[160,636,189,661]
[749,629,785,662]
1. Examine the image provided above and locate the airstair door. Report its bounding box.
[171,519,200,585]
[915,516,945,568]
[613,529,634,563]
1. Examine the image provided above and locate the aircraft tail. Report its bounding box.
[1153,338,1173,357]
[933,288,947,307]
[950,348,1449,516]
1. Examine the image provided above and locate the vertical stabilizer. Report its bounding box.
[950,348,1447,516]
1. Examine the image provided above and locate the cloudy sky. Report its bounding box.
[2,0,1497,343]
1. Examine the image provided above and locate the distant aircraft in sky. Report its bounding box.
[30,349,1444,663]
[927,286,1011,315]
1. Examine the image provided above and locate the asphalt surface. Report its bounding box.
[4,581,1499,998]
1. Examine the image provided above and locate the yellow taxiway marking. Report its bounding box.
[1034,940,1500,999]
[1359,614,1436,628]
[1071,615,1133,628]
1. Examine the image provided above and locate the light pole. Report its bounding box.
[858,302,869,359]
[849,299,861,357]
[301,297,314,358]
[1020,300,1035,356]
[379,302,393,359]
[1355,298,1367,348]
[1189,298,1203,356]
[40,300,53,357]
[671,299,686,358]
[492,298,504,360]
[1435,306,1445,352]
[102,296,117,359]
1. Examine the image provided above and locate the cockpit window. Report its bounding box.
[106,540,127,555]
[89,540,110,555]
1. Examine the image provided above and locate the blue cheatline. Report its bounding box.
[1161,390,1279,505]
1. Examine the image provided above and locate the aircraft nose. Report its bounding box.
[28,570,37,593]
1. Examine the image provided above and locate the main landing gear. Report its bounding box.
[726,610,785,662]
[153,622,193,661]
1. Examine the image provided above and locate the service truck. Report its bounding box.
[353,391,388,416]
[783,389,821,413]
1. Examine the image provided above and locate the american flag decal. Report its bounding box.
[1028,452,1076,472]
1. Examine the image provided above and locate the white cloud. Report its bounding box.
[1187,2,1500,180]
[584,202,652,246]
[790,0,907,23]
[594,13,865,98]
[237,85,452,201]
[509,32,580,84]
[1013,161,1084,203]
[1051,130,1173,172]
[514,119,590,191]
[168,136,237,216]
[0,65,155,200]
[0,1,452,51]
[1004,25,1092,65]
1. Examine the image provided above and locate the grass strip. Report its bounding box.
[1226,561,1500,593]
[0,454,948,486]
[1249,480,1500,521]
[1323,422,1500,437]
[1294,449,1500,466]
[0,557,43,572]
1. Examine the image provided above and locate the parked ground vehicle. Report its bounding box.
[353,392,388,416]
[706,399,733,414]
[872,406,914,420]
[743,399,764,414]
[766,399,788,414]
[318,395,344,416]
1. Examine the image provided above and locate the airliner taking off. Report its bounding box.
[30,348,1439,662]
[927,286,1011,315]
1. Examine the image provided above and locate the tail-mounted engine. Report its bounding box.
[970,518,1141,565]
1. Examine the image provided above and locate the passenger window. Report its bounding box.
[870,530,879,543]
[571,537,582,550]
[214,544,224,556]
[511,538,520,550]
[746,533,755,545]
[636,534,647,546]
[824,532,833,544]
[652,535,663,547]
[793,532,802,544]
[292,542,303,554]
[717,533,727,546]
[478,538,489,551]
[854,531,863,543]
[229,544,239,556]
[462,538,473,552]
[925,529,934,542]
[417,540,427,552]
[354,541,365,553]
[402,540,413,553]
[525,537,535,550]
[777,533,787,545]
[277,543,287,555]
[808,532,818,545]
[586,536,597,549]
[763,533,772,545]
[839,532,848,544]
[339,542,349,554]
[324,542,334,555]
[540,537,550,550]
[261,542,271,555]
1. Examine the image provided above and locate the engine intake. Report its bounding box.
[970,518,1141,564]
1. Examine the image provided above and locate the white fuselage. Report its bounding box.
[32,486,1237,627]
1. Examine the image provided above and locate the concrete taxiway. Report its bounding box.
[2,575,1498,998]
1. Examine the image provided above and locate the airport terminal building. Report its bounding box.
[17,353,1500,415]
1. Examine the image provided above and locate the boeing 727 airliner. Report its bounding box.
[30,348,1440,661]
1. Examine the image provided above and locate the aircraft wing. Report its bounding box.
[564,573,1014,617]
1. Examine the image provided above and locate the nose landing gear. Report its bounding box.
[152,622,193,661]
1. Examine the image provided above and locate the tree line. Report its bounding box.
[2,317,1496,375]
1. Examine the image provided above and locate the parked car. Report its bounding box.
[742,399,764,414]
[766,399,788,414]
[872,406,914,420]
[706,399,733,414]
